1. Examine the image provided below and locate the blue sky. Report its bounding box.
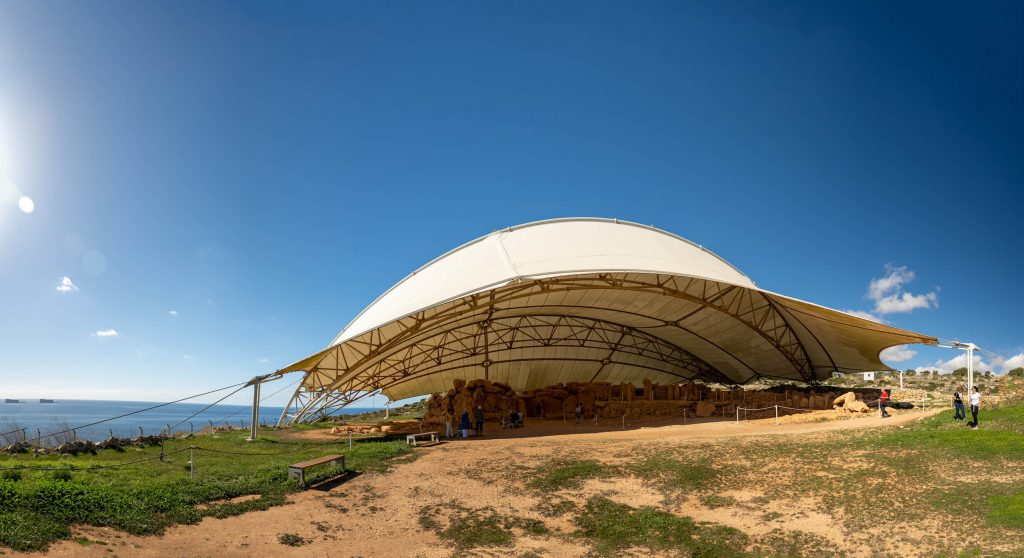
[0,1,1021,407]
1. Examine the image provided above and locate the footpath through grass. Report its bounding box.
[0,427,411,551]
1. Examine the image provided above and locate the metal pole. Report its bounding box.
[190,447,195,481]
[349,431,353,451]
[735,407,739,423]
[775,405,779,426]
[621,413,625,429]
[967,344,975,399]
[248,380,261,442]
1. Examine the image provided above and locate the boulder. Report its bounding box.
[541,397,563,417]
[453,379,467,391]
[562,395,579,416]
[485,393,500,410]
[695,401,716,417]
[578,387,596,415]
[833,392,856,407]
[846,400,870,413]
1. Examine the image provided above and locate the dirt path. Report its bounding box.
[30,409,942,558]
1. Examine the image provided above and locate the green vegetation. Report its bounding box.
[630,453,717,491]
[0,428,411,551]
[988,492,1024,528]
[418,503,547,552]
[528,459,607,490]
[575,496,748,557]
[277,532,310,546]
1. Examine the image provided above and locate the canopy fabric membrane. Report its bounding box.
[275,218,936,425]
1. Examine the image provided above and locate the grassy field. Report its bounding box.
[2,393,1023,556]
[0,428,411,551]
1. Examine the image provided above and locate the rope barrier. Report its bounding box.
[166,384,249,434]
[211,377,301,426]
[20,381,250,445]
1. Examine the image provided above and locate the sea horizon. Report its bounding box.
[0,399,379,443]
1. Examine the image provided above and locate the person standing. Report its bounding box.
[953,387,965,421]
[474,405,485,436]
[574,402,583,425]
[969,386,981,430]
[444,408,455,438]
[880,388,890,418]
[459,410,471,438]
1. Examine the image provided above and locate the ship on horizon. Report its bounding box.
[39,399,56,404]
[4,399,21,403]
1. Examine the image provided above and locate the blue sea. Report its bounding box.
[0,399,374,443]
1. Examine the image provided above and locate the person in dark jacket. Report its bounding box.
[459,410,471,438]
[953,387,965,421]
[474,405,485,436]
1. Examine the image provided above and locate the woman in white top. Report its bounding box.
[969,386,981,429]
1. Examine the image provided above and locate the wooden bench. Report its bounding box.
[406,431,439,446]
[288,454,345,486]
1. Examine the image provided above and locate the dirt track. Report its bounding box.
[31,409,940,558]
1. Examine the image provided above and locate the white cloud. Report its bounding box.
[874,291,938,314]
[880,345,917,363]
[867,265,938,315]
[916,352,990,374]
[56,276,78,292]
[168,310,178,316]
[843,309,883,323]
[183,354,192,359]
[868,265,914,301]
[1000,353,1024,372]
[93,329,118,337]
[259,358,270,363]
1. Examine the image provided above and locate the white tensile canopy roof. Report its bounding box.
[275,218,936,424]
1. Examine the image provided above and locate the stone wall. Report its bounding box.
[420,378,878,425]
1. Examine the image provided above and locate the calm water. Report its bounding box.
[0,399,374,442]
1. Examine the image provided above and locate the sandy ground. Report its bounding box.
[27,409,940,558]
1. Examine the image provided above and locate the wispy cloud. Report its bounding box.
[93,329,118,337]
[915,351,1024,375]
[56,276,78,293]
[880,345,917,363]
[846,265,938,321]
[874,291,938,314]
[868,265,938,315]
[168,310,178,316]
[182,354,192,360]
[843,309,883,323]
[259,358,270,363]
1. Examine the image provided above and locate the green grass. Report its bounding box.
[528,459,607,490]
[575,496,749,557]
[419,503,547,551]
[988,492,1024,528]
[0,428,411,551]
[630,453,717,491]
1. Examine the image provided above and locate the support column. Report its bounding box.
[248,380,261,441]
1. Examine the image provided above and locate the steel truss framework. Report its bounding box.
[278,273,819,425]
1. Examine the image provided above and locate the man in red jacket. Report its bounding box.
[880,388,891,418]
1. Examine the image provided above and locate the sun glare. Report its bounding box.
[17,195,34,214]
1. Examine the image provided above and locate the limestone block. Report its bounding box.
[695,401,716,417]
